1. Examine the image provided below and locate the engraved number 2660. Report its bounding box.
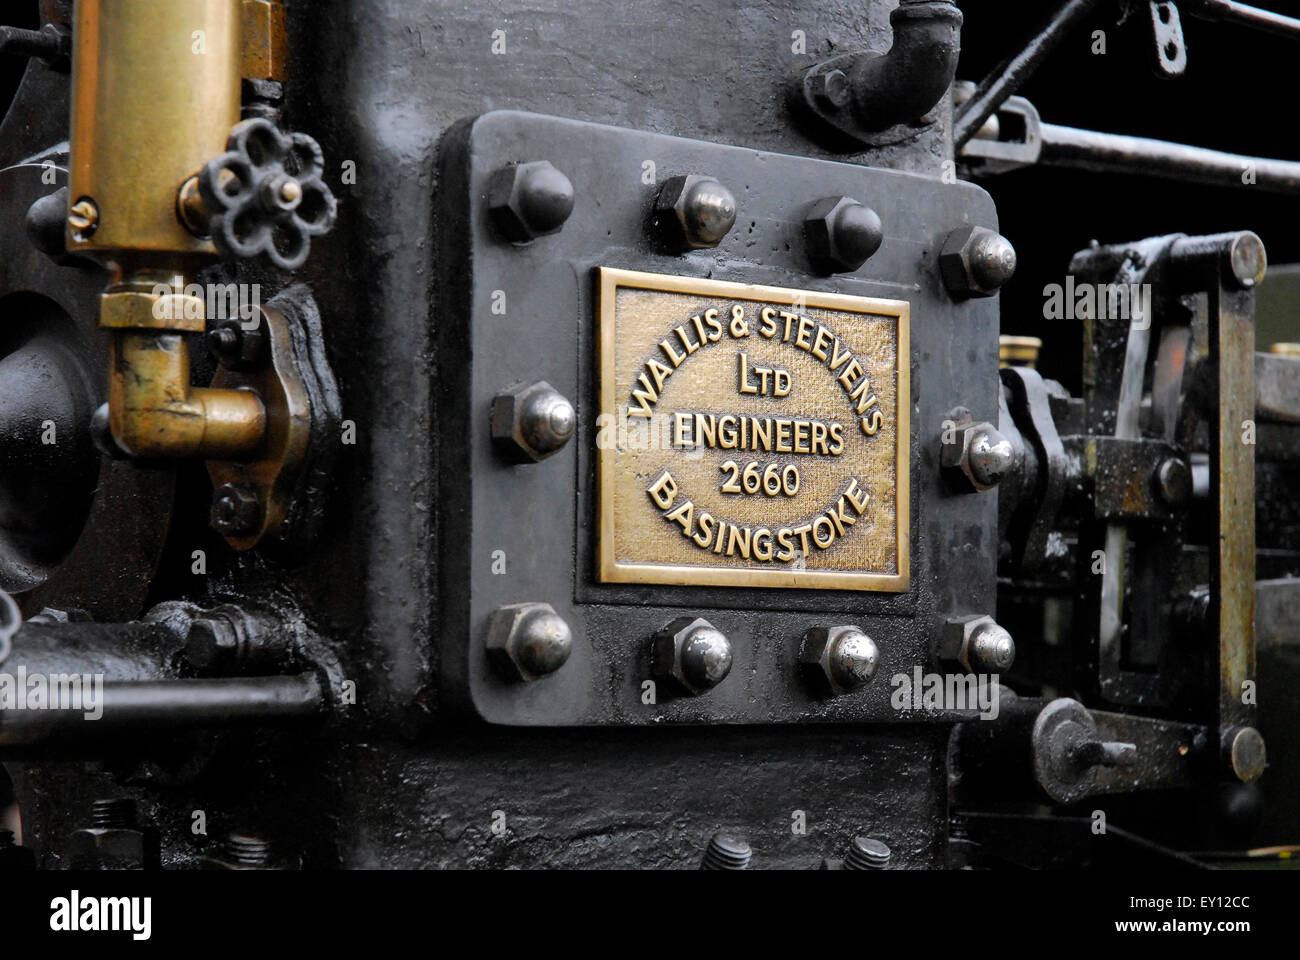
[719,460,800,497]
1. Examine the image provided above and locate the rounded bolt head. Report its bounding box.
[25,187,69,258]
[942,415,1013,493]
[966,425,1014,489]
[965,621,1016,672]
[800,625,878,695]
[653,617,733,696]
[1226,232,1267,289]
[680,625,733,692]
[488,160,574,243]
[942,615,1016,674]
[513,607,573,677]
[1155,456,1192,507]
[939,225,1016,297]
[804,196,883,274]
[656,175,736,249]
[522,387,575,452]
[490,380,575,462]
[486,602,574,682]
[1225,726,1267,783]
[210,483,263,537]
[828,629,879,690]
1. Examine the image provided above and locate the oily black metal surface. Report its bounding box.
[794,0,963,149]
[0,162,177,621]
[999,364,1069,575]
[951,691,1205,806]
[3,0,1297,871]
[437,110,1000,726]
[0,0,965,869]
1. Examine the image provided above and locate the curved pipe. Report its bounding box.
[109,329,266,460]
[847,0,963,132]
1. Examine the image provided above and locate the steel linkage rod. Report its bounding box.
[953,0,1101,150]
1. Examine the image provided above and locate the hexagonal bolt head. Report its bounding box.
[653,616,733,696]
[66,828,151,870]
[207,314,268,371]
[66,800,156,870]
[809,68,852,111]
[486,602,574,682]
[939,225,1016,298]
[800,625,879,695]
[655,175,737,249]
[210,483,264,536]
[940,615,1016,674]
[940,412,1013,492]
[488,160,575,243]
[804,196,883,274]
[185,616,242,671]
[490,380,576,462]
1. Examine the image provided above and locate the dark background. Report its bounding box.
[959,0,1300,391]
[0,5,35,119]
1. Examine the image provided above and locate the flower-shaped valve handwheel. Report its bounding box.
[196,118,337,270]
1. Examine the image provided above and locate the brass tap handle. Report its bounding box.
[194,118,337,270]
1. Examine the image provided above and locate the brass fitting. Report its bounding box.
[999,335,1042,369]
[99,271,207,333]
[68,0,241,259]
[109,329,266,461]
[69,1,273,468]
[241,0,288,81]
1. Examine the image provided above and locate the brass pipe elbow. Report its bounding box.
[109,330,266,461]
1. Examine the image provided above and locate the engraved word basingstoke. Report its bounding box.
[596,268,909,591]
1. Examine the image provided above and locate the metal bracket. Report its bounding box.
[207,286,341,555]
[1148,2,1188,77]
[1000,366,1068,574]
[957,94,1043,176]
[1067,435,1188,521]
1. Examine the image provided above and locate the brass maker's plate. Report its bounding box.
[597,268,909,591]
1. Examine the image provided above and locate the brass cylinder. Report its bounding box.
[68,0,241,260]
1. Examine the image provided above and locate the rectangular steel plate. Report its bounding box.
[437,109,1002,726]
[597,268,909,591]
